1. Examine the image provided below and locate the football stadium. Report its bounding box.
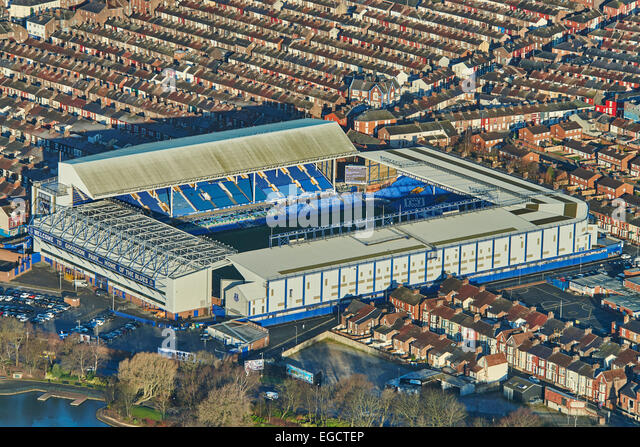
[28,119,621,323]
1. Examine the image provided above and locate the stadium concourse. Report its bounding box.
[27,119,621,324]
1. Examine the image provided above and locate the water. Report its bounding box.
[0,392,107,427]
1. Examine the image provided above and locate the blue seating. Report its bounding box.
[171,190,195,215]
[237,178,254,200]
[156,188,171,207]
[287,166,307,182]
[278,184,300,197]
[138,191,164,214]
[116,194,139,207]
[305,164,333,190]
[299,179,319,193]
[223,181,250,205]
[264,169,291,187]
[181,185,215,211]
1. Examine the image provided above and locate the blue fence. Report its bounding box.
[471,247,618,284]
[547,278,568,291]
[256,295,386,327]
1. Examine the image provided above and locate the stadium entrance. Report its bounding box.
[95,273,108,291]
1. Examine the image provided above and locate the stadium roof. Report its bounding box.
[30,200,236,286]
[360,146,577,206]
[58,119,358,199]
[228,202,586,281]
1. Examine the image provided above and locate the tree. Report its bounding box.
[499,408,543,427]
[60,340,91,379]
[378,388,398,427]
[22,336,47,376]
[417,389,467,427]
[197,382,252,427]
[346,387,383,427]
[332,374,374,415]
[276,378,305,418]
[393,391,422,426]
[117,352,178,405]
[176,361,215,409]
[545,166,555,185]
[116,378,138,419]
[1,319,26,367]
[89,341,109,375]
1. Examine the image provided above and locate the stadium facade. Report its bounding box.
[28,119,620,322]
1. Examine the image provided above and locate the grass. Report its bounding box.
[131,406,163,422]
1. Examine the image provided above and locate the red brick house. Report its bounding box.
[593,368,627,409]
[596,176,634,199]
[598,147,637,173]
[519,124,551,148]
[618,381,640,419]
[341,300,383,336]
[569,167,602,190]
[498,144,540,163]
[471,131,507,152]
[617,316,640,345]
[551,121,583,140]
[353,109,398,136]
[389,286,424,321]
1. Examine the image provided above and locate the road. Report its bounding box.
[483,256,624,292]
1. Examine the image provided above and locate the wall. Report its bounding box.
[282,329,402,363]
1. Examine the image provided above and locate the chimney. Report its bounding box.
[478,285,486,292]
[573,354,580,361]
[553,346,560,353]
[462,278,470,285]
[531,339,540,346]
[474,314,481,322]
[624,314,631,324]
[454,308,463,315]
[548,311,554,319]
[584,327,592,335]
[412,289,419,295]
[475,346,482,354]
[439,334,446,340]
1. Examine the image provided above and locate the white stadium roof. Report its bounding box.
[58,119,358,199]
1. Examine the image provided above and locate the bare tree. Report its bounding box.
[418,389,467,427]
[1,319,26,367]
[332,374,374,416]
[117,352,178,405]
[176,361,215,409]
[197,382,252,427]
[61,340,91,379]
[276,378,305,418]
[499,408,543,427]
[378,388,398,427]
[393,391,422,426]
[116,379,138,419]
[347,388,383,427]
[89,341,109,374]
[22,336,47,376]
